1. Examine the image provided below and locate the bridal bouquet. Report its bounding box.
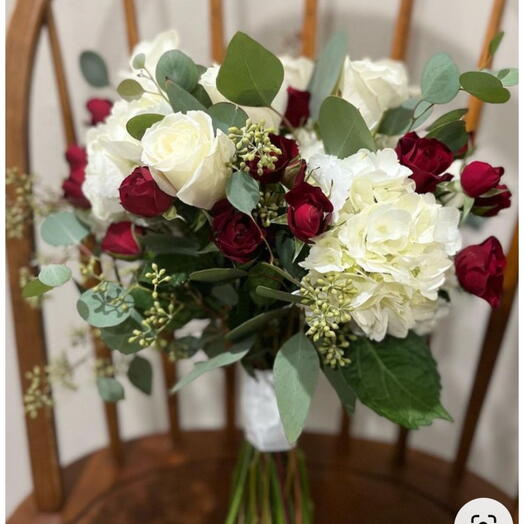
[18,28,516,522]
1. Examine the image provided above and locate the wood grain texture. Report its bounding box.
[301,0,318,58]
[6,0,64,512]
[390,0,415,60]
[122,0,139,52]
[209,0,225,63]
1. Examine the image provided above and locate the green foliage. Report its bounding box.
[497,68,518,87]
[323,365,356,415]
[132,53,145,69]
[211,283,239,307]
[226,309,284,342]
[165,80,207,113]
[96,377,125,402]
[426,119,468,152]
[378,99,433,136]
[307,31,348,120]
[191,84,213,108]
[41,211,90,247]
[226,171,260,216]
[171,335,255,393]
[100,315,144,354]
[79,51,109,87]
[426,108,468,133]
[77,283,134,328]
[117,79,144,101]
[274,333,320,443]
[38,264,72,287]
[343,333,452,429]
[488,31,504,57]
[460,71,511,103]
[247,263,283,306]
[127,355,153,394]
[190,268,248,282]
[126,113,164,140]
[255,286,301,304]
[155,50,199,91]
[216,32,284,107]
[22,279,53,299]
[142,234,201,256]
[421,53,460,104]
[208,102,248,133]
[319,96,376,158]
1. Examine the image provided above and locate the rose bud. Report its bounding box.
[285,182,333,242]
[460,161,504,198]
[101,222,144,259]
[284,87,310,128]
[211,200,264,263]
[62,145,90,208]
[247,134,299,184]
[119,166,173,217]
[396,131,454,193]
[86,98,112,125]
[473,184,512,217]
[455,236,506,308]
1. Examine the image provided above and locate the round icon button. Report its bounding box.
[455,498,513,524]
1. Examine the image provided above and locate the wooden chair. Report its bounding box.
[6,0,518,522]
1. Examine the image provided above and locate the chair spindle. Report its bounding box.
[301,0,318,59]
[122,0,139,52]
[209,0,225,63]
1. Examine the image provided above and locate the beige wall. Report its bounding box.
[6,0,518,517]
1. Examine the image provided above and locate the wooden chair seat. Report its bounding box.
[9,431,512,523]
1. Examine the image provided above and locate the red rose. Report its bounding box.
[455,236,506,307]
[284,87,310,128]
[101,222,144,258]
[211,200,264,263]
[62,145,90,208]
[460,161,504,198]
[119,166,173,217]
[396,132,454,193]
[285,182,333,242]
[473,184,512,217]
[86,98,112,125]
[248,134,299,183]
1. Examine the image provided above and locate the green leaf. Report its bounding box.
[255,286,301,304]
[142,234,200,255]
[191,84,213,108]
[126,113,164,140]
[38,264,72,287]
[426,108,468,133]
[164,81,207,113]
[459,71,510,103]
[226,309,284,342]
[461,194,475,224]
[155,50,199,91]
[190,268,248,282]
[79,51,109,87]
[319,96,376,158]
[22,279,53,299]
[41,211,90,247]
[378,103,414,136]
[496,67,518,87]
[212,283,239,307]
[100,315,144,354]
[343,333,452,429]
[421,53,460,104]
[426,119,468,152]
[132,53,145,69]
[307,31,348,121]
[488,31,504,56]
[77,282,134,328]
[171,335,255,393]
[226,171,260,215]
[323,366,356,415]
[259,262,301,286]
[127,355,153,394]
[97,377,125,402]
[208,102,248,133]
[274,333,320,443]
[117,79,144,101]
[216,32,284,107]
[247,263,283,306]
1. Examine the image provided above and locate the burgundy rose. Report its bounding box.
[86,98,112,125]
[395,132,454,193]
[211,200,264,263]
[285,182,333,242]
[247,134,299,183]
[284,87,310,128]
[101,222,144,258]
[473,184,512,217]
[119,166,173,217]
[455,236,506,308]
[62,145,90,208]
[460,161,504,198]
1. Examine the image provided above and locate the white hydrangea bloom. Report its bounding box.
[279,55,314,91]
[301,149,461,341]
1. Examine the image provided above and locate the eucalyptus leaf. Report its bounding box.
[22,279,53,299]
[426,108,468,132]
[41,211,90,247]
[132,53,145,69]
[274,333,320,443]
[226,308,284,342]
[426,119,468,152]
[97,377,125,402]
[190,268,248,282]
[323,366,356,415]
[38,264,72,287]
[319,96,376,158]
[79,51,109,87]
[126,113,164,140]
[421,53,460,104]
[212,284,239,307]
[496,67,518,87]
[216,32,284,107]
[142,234,200,255]
[459,71,510,103]
[191,84,213,108]
[165,80,207,113]
[488,31,504,56]
[208,102,248,133]
[100,315,144,354]
[255,286,301,304]
[117,79,144,101]
[155,50,199,91]
[226,171,260,215]
[128,355,153,394]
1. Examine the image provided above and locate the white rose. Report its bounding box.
[279,55,314,90]
[200,65,288,130]
[339,56,409,130]
[141,111,235,209]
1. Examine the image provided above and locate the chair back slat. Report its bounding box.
[122,0,139,52]
[390,0,415,61]
[209,0,225,63]
[6,0,64,511]
[161,353,181,443]
[301,0,318,59]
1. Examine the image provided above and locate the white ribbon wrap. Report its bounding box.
[240,369,294,452]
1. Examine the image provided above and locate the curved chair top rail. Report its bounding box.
[6,0,517,513]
